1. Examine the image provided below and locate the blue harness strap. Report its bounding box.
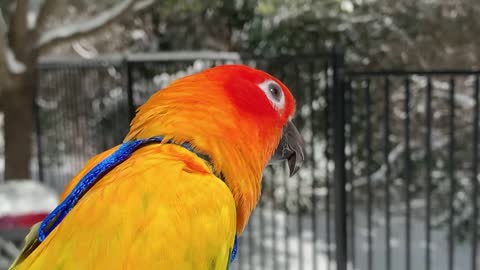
[230,235,239,262]
[38,136,201,241]
[37,135,239,263]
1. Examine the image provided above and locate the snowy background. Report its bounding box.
[2,57,480,270]
[2,0,480,269]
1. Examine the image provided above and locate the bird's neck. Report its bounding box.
[124,89,280,233]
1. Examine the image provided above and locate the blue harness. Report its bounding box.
[37,136,238,263]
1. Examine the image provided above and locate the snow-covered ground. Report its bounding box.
[232,206,476,270]
[0,180,58,270]
[0,180,58,217]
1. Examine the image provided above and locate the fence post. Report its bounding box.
[124,58,135,121]
[332,48,347,270]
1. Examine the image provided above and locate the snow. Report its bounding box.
[0,180,58,269]
[5,48,26,74]
[72,41,98,59]
[231,206,476,270]
[36,0,134,49]
[0,180,58,217]
[27,11,37,30]
[28,0,44,29]
[340,1,355,13]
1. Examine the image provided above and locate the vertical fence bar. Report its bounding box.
[448,77,456,270]
[124,59,135,121]
[33,67,44,182]
[259,179,265,269]
[325,61,332,270]
[248,218,254,270]
[404,77,412,270]
[309,61,318,270]
[52,68,63,185]
[98,69,108,150]
[271,169,278,270]
[278,68,290,270]
[333,49,347,270]
[57,65,67,185]
[425,76,432,270]
[73,67,85,182]
[294,63,303,270]
[384,76,391,270]
[63,67,74,180]
[283,164,289,270]
[346,79,356,270]
[472,74,479,270]
[365,78,373,270]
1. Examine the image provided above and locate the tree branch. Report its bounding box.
[0,7,25,98]
[133,0,157,12]
[35,0,138,52]
[10,0,28,57]
[0,9,12,89]
[35,0,59,33]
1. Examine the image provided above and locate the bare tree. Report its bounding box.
[0,0,157,180]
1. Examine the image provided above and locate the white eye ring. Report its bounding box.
[258,80,285,111]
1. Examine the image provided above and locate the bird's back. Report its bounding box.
[12,143,236,270]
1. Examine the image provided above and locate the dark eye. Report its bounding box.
[268,83,282,101]
[258,79,285,110]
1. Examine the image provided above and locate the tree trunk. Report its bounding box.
[3,73,34,180]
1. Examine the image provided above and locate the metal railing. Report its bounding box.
[26,51,480,270]
[346,70,480,270]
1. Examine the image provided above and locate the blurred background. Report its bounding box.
[0,0,480,270]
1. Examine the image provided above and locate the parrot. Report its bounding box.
[9,64,304,270]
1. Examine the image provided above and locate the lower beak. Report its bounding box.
[269,120,305,177]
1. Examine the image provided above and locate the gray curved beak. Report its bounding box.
[269,120,305,177]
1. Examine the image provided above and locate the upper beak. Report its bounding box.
[269,120,305,177]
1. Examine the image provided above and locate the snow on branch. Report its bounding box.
[352,135,450,189]
[0,9,25,75]
[35,0,137,51]
[5,47,26,74]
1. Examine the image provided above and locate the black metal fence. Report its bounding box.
[31,51,480,270]
[35,51,342,270]
[346,71,480,270]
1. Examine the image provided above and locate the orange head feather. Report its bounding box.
[125,65,297,233]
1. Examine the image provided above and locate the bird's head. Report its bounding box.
[125,64,304,232]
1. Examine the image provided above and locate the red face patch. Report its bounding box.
[204,65,295,123]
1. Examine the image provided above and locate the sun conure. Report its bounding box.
[9,64,304,270]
